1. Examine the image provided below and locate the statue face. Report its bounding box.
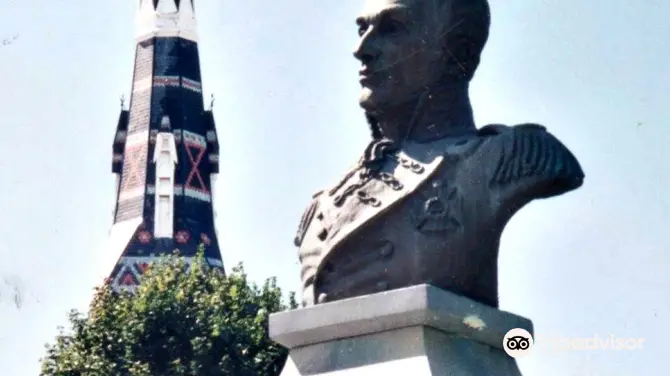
[354,0,448,112]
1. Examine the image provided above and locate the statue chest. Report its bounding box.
[296,139,500,305]
[299,152,443,259]
[315,153,493,244]
[318,165,469,242]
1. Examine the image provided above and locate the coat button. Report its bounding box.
[379,241,394,257]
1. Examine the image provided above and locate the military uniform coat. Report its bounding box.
[294,124,584,307]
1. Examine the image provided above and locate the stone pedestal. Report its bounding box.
[270,284,533,376]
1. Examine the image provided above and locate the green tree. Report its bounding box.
[40,249,297,376]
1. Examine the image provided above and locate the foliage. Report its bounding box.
[40,248,297,376]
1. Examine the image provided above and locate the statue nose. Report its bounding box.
[354,50,376,66]
[353,34,379,64]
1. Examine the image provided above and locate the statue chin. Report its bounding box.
[358,85,428,115]
[358,88,386,114]
[358,88,373,107]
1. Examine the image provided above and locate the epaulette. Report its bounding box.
[477,123,510,136]
[513,123,547,132]
[478,123,548,137]
[489,123,583,195]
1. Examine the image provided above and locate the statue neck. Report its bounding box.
[368,82,477,143]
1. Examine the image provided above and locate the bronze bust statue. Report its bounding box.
[294,0,584,308]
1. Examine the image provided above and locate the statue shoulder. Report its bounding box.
[479,123,584,199]
[292,158,362,247]
[293,190,323,247]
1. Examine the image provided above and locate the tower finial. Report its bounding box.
[120,94,126,110]
[136,0,197,42]
[209,94,215,110]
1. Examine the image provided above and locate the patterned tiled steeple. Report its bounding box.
[105,0,223,292]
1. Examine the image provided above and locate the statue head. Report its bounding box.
[354,0,490,114]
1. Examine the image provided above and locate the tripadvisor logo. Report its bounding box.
[503,328,534,358]
[502,328,646,357]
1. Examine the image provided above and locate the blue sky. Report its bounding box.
[0,0,668,375]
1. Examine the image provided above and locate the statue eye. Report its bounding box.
[357,22,369,37]
[377,19,405,35]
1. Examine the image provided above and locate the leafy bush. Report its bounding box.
[41,249,297,376]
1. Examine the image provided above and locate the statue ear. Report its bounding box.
[440,29,475,81]
[438,0,490,82]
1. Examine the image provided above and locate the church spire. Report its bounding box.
[136,0,197,42]
[105,0,222,292]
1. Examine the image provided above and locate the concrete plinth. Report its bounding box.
[270,284,533,376]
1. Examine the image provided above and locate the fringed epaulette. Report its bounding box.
[489,123,584,196]
[477,123,510,136]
